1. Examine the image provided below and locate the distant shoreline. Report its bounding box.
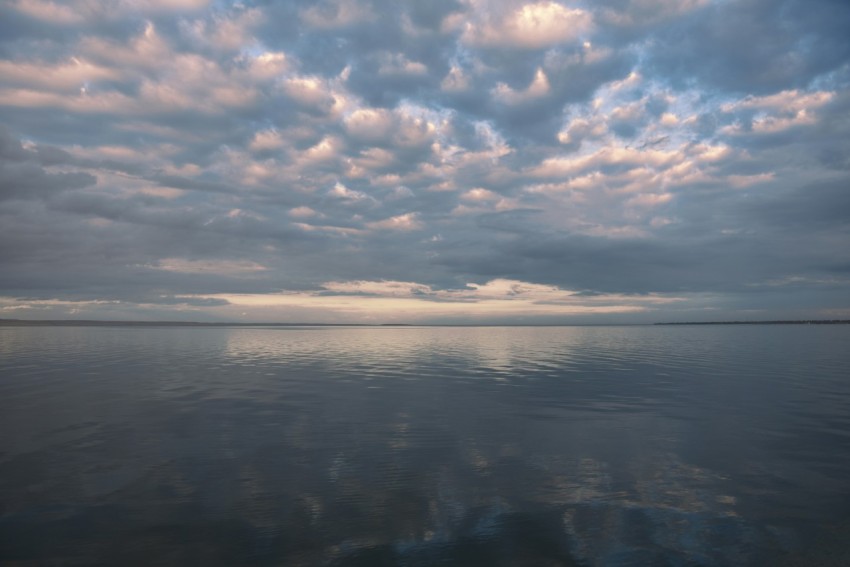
[0,319,376,327]
[1,318,848,327]
[654,320,850,325]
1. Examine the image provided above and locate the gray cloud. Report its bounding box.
[645,0,850,94]
[0,128,97,201]
[0,0,848,322]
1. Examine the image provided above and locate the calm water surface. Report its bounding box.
[1,325,849,566]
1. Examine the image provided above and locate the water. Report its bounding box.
[1,325,849,566]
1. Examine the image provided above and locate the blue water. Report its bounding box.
[1,325,849,565]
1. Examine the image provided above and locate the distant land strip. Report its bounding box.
[655,320,850,325]
[0,319,382,327]
[1,318,849,327]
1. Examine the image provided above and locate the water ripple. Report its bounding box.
[1,325,849,565]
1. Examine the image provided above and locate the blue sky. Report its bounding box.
[1,0,848,323]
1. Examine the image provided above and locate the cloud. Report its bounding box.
[460,1,593,49]
[147,258,268,276]
[8,0,86,24]
[0,57,121,92]
[181,6,263,52]
[175,278,683,323]
[77,21,171,71]
[595,0,709,30]
[0,0,847,322]
[301,0,376,29]
[719,89,836,135]
[8,0,211,26]
[376,52,429,76]
[366,213,423,231]
[492,67,550,104]
[343,108,395,141]
[0,128,97,200]
[645,0,850,94]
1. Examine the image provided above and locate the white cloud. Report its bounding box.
[366,213,423,231]
[346,148,397,176]
[329,181,370,201]
[3,24,266,117]
[461,188,499,201]
[532,146,682,178]
[721,89,834,113]
[249,129,285,152]
[282,75,327,105]
[343,108,395,141]
[557,116,607,144]
[289,206,318,218]
[181,7,262,52]
[720,89,835,135]
[300,136,344,165]
[245,51,288,80]
[0,87,138,114]
[441,64,472,92]
[492,68,551,105]
[461,1,593,49]
[0,58,121,92]
[78,21,171,71]
[322,280,433,296]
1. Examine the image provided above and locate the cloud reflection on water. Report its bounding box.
[2,325,850,564]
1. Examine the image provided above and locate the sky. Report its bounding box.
[0,0,849,324]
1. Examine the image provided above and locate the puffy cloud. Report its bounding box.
[461,1,593,49]
[376,52,429,76]
[441,64,472,92]
[719,89,836,135]
[0,127,96,201]
[284,76,334,108]
[249,128,285,152]
[366,213,423,231]
[343,108,395,141]
[0,0,847,322]
[77,21,172,71]
[721,90,834,113]
[492,67,550,105]
[0,57,121,93]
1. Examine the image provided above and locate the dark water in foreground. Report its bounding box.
[1,325,849,566]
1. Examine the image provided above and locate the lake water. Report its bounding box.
[1,325,849,566]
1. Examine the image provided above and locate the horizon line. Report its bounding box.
[2,318,849,327]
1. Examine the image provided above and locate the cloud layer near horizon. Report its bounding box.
[1,0,849,323]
